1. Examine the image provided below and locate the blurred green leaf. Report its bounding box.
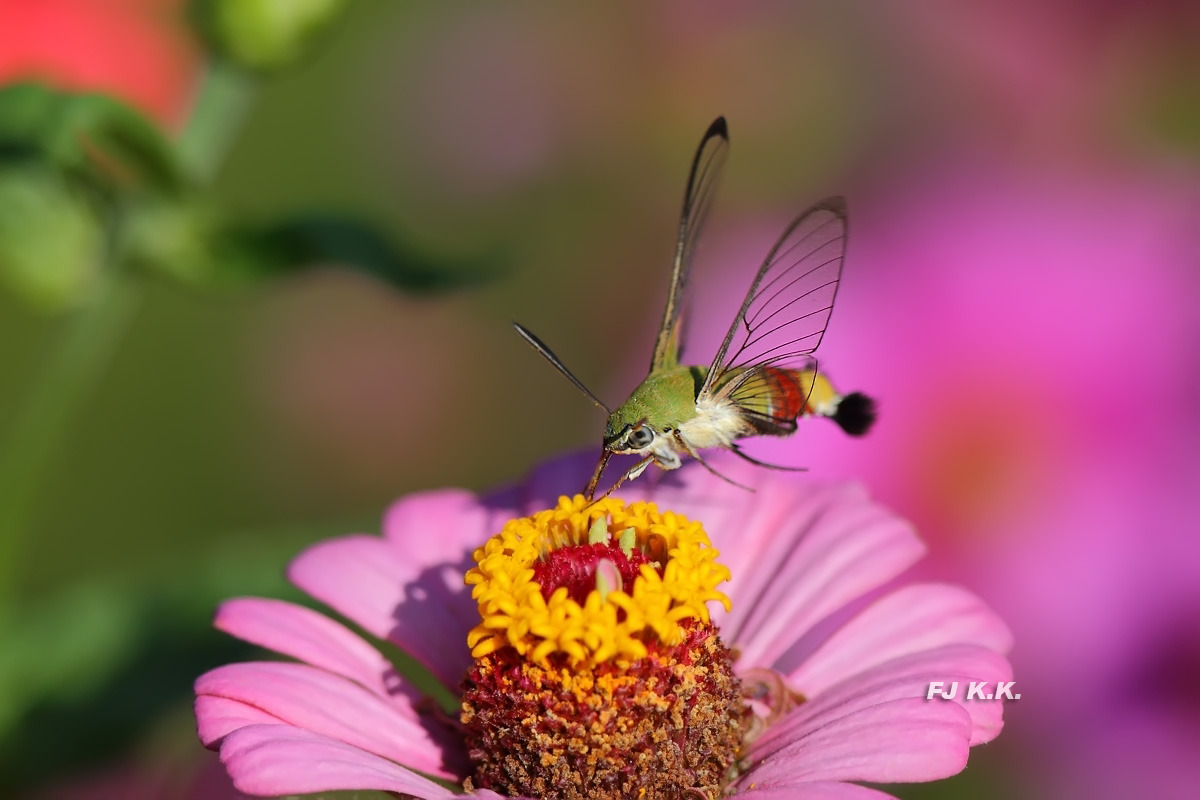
[192,0,349,72]
[0,163,106,311]
[0,82,59,153]
[0,83,185,195]
[62,93,187,194]
[250,214,500,293]
[0,527,318,790]
[0,513,466,793]
[123,195,223,286]
[0,584,142,733]
[126,206,500,294]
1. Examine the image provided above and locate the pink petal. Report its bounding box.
[759,644,1011,757]
[379,488,518,682]
[214,597,402,700]
[519,450,604,507]
[741,698,971,786]
[648,458,783,593]
[788,583,1013,697]
[737,781,899,799]
[288,532,474,691]
[219,723,460,798]
[195,695,285,748]
[196,661,461,780]
[519,449,752,513]
[722,482,926,669]
[383,487,505,557]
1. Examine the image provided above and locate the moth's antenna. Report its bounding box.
[513,323,612,414]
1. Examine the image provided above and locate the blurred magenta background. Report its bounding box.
[1,1,1198,798]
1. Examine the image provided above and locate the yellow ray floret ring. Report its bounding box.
[464,495,732,668]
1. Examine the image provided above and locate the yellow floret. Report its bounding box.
[464,495,731,668]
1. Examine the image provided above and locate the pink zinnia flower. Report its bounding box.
[195,451,1012,798]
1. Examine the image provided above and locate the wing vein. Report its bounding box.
[699,197,848,400]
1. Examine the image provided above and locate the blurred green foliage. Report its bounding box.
[0,527,303,786]
[0,4,499,792]
[0,516,457,792]
[0,163,106,311]
[123,198,501,291]
[0,81,495,310]
[192,0,350,72]
[0,67,495,642]
[0,83,184,195]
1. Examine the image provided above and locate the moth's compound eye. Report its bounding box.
[628,426,655,449]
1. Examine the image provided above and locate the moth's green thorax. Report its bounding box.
[604,365,707,444]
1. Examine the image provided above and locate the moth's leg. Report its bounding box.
[654,447,682,470]
[727,442,808,472]
[673,431,754,492]
[592,456,655,502]
[628,459,653,481]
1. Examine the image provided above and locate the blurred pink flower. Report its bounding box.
[1003,459,1200,799]
[195,452,1011,798]
[0,0,200,127]
[374,8,572,204]
[869,0,1200,161]
[683,159,1198,796]
[245,271,483,510]
[685,161,1195,552]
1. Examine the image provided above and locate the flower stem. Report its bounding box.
[0,274,140,608]
[178,60,256,181]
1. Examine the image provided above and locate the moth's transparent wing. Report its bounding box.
[699,198,847,409]
[650,117,729,372]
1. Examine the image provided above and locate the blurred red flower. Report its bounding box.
[0,0,200,128]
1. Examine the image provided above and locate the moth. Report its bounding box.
[515,118,875,500]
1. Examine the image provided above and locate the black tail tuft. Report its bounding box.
[832,392,877,436]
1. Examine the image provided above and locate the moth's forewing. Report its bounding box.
[700,198,848,405]
[650,118,729,373]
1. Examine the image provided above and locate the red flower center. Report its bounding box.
[531,542,653,605]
